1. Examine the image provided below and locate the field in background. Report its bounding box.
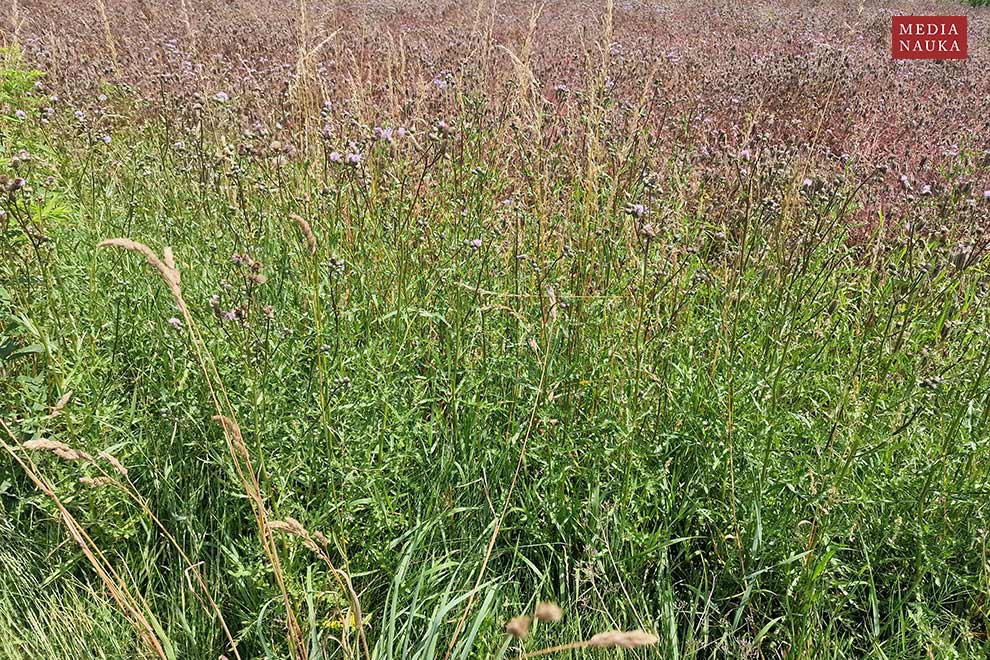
[2,1,990,658]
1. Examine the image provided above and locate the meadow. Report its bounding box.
[1,1,990,657]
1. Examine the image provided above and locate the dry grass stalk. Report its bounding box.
[7,415,238,657]
[267,516,370,659]
[211,415,253,471]
[1,421,170,659]
[98,239,186,314]
[291,214,317,255]
[94,0,119,73]
[100,238,305,659]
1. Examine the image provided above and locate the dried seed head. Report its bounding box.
[98,238,184,311]
[98,450,129,477]
[79,476,115,487]
[588,629,659,649]
[50,389,74,417]
[290,214,317,255]
[268,517,308,538]
[22,438,92,462]
[505,615,531,639]
[534,601,562,622]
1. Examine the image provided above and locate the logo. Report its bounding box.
[892,16,967,60]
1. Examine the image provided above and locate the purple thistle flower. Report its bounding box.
[329,151,342,163]
[14,110,26,120]
[222,309,238,322]
[346,152,361,166]
[625,203,648,219]
[167,316,182,330]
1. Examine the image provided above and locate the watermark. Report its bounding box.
[892,16,967,60]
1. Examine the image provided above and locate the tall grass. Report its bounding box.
[1,9,989,658]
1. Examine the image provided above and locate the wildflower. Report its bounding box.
[625,203,648,218]
[920,184,932,196]
[262,304,275,319]
[214,91,229,103]
[329,151,342,163]
[74,110,84,120]
[346,152,361,166]
[983,190,990,204]
[167,316,182,330]
[222,309,238,322]
[101,134,112,144]
[738,148,751,161]
[465,238,482,249]
[802,178,813,189]
[373,126,394,142]
[14,109,26,120]
[97,93,108,103]
[327,256,345,275]
[395,126,409,139]
[209,294,220,308]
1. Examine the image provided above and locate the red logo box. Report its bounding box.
[892,16,967,60]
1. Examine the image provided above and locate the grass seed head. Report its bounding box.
[587,629,659,649]
[22,438,92,462]
[534,601,562,622]
[505,615,531,639]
